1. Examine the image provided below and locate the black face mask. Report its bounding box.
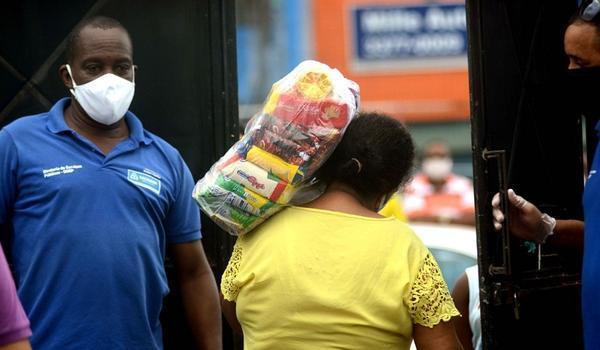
[566,66,600,118]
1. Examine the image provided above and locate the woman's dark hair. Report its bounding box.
[318,111,415,200]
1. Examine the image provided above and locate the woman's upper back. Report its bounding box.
[222,206,458,350]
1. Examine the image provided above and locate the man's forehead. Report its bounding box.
[425,144,450,156]
[566,23,597,46]
[73,26,132,60]
[564,22,600,66]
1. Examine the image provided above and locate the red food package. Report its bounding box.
[270,92,349,130]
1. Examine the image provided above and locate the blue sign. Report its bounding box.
[352,4,467,63]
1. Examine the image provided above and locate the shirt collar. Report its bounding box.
[46,97,152,145]
[46,97,71,134]
[126,110,153,145]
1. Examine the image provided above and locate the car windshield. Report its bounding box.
[429,248,477,288]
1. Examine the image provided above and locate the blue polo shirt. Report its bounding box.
[0,98,201,349]
[583,121,600,349]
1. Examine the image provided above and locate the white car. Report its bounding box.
[411,222,478,288]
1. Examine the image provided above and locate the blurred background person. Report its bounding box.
[221,113,462,350]
[0,244,31,350]
[403,141,475,225]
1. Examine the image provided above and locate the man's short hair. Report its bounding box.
[65,16,130,63]
[570,0,600,48]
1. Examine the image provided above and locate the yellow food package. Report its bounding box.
[246,146,303,184]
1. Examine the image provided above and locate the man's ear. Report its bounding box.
[59,64,73,89]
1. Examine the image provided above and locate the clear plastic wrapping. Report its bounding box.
[193,60,360,235]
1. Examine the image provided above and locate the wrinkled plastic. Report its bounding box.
[193,60,360,236]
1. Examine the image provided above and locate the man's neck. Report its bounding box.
[428,177,449,192]
[64,101,130,155]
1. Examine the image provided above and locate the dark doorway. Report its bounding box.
[467,0,584,349]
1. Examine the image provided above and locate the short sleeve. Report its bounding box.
[221,240,244,302]
[0,244,31,345]
[164,156,202,243]
[0,130,18,226]
[407,252,460,328]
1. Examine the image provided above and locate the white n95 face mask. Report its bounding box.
[66,64,135,125]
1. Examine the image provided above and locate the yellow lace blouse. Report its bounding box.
[222,206,459,350]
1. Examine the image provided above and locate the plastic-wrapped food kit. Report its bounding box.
[193,60,360,235]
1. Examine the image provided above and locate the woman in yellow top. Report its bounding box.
[221,112,462,349]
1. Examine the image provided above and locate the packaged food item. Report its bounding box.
[248,125,312,165]
[211,206,263,236]
[262,65,356,130]
[193,60,360,236]
[201,184,262,216]
[215,204,258,228]
[244,114,340,173]
[266,92,349,130]
[193,173,280,235]
[197,173,277,216]
[246,146,302,184]
[220,159,294,204]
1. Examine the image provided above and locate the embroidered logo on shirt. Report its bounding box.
[42,164,83,178]
[128,169,161,194]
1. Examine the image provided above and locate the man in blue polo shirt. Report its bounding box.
[0,16,221,349]
[491,1,600,348]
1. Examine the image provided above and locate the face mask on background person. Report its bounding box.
[66,64,135,125]
[422,157,453,181]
